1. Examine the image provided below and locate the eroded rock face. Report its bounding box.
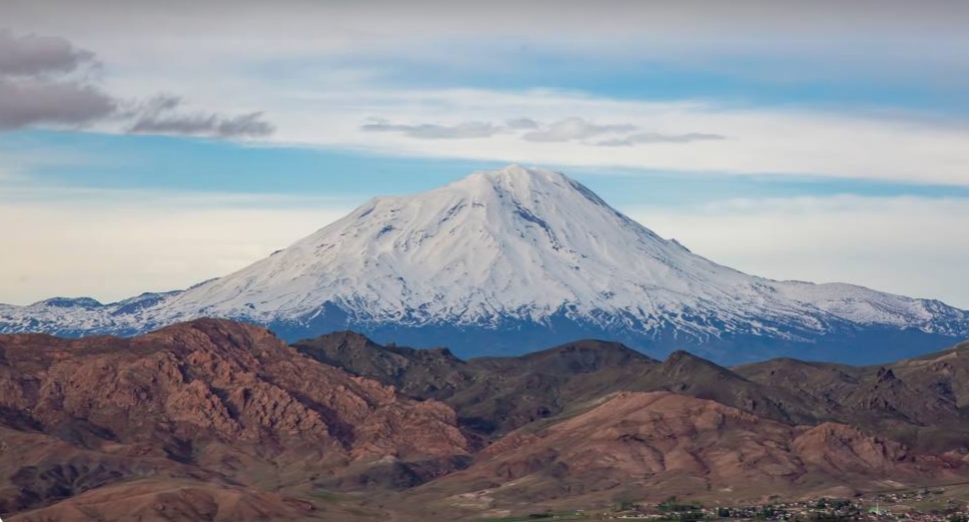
[792,422,911,471]
[0,319,469,518]
[434,392,969,505]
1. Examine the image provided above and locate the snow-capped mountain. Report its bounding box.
[2,165,967,363]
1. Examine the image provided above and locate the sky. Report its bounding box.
[2,0,969,308]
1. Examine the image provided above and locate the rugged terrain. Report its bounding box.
[419,392,967,517]
[3,165,967,364]
[4,322,969,521]
[0,319,470,521]
[297,332,969,453]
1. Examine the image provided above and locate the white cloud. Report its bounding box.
[6,1,969,75]
[627,195,969,309]
[357,116,717,145]
[237,87,969,185]
[3,5,969,184]
[1,3,966,312]
[596,131,725,147]
[127,95,274,137]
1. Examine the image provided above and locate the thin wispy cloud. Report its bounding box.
[358,116,722,148]
[597,132,726,147]
[522,117,636,143]
[129,95,274,138]
[361,119,499,139]
[3,7,967,184]
[326,88,969,185]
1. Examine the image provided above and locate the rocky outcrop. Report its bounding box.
[0,319,469,519]
[432,392,969,507]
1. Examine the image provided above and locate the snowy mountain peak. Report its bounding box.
[1,165,967,364]
[463,163,557,182]
[455,164,565,190]
[144,164,703,329]
[152,165,962,337]
[448,164,607,207]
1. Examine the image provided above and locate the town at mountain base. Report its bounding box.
[3,166,968,365]
[3,319,969,521]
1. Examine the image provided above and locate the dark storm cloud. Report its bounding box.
[0,30,114,130]
[0,29,96,76]
[0,77,116,130]
[597,132,726,147]
[0,28,275,136]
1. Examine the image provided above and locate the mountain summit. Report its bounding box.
[2,165,967,363]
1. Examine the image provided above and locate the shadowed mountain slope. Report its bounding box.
[297,331,969,453]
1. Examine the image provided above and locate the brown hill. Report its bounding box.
[292,330,475,400]
[297,335,820,439]
[6,479,318,522]
[423,392,969,516]
[4,323,969,520]
[0,319,469,520]
[295,335,663,439]
[301,332,969,454]
[735,342,969,451]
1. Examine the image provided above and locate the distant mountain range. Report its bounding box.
[295,329,969,455]
[2,165,967,364]
[3,320,969,521]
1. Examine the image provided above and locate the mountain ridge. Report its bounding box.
[296,329,969,453]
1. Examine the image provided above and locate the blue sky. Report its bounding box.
[8,130,969,207]
[2,1,969,307]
